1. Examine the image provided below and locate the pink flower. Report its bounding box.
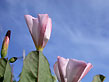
[54,56,93,82]
[24,14,52,51]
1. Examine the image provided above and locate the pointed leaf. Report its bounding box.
[3,60,12,82]
[19,51,54,82]
[19,51,38,82]
[0,58,12,82]
[38,51,54,82]
[0,58,7,78]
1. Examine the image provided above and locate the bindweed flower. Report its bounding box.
[1,30,11,58]
[54,56,93,82]
[24,14,52,51]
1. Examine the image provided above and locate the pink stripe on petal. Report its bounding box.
[32,18,39,47]
[78,63,93,82]
[38,14,49,47]
[38,14,48,28]
[67,59,87,82]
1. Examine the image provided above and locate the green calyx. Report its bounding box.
[9,57,17,63]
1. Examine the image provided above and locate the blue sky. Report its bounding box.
[0,0,109,81]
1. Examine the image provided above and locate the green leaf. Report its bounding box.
[0,58,7,78]
[0,58,12,82]
[19,51,38,82]
[52,75,57,82]
[19,51,54,82]
[3,60,12,82]
[38,51,53,82]
[92,74,105,82]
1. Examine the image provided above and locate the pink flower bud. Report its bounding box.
[54,56,93,82]
[24,14,52,51]
[1,30,11,58]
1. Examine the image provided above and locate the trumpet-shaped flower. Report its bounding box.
[24,14,52,51]
[54,56,93,82]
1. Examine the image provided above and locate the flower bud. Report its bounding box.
[1,30,11,58]
[9,57,17,63]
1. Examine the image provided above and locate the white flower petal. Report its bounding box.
[54,62,61,82]
[42,18,52,48]
[24,15,34,33]
[44,18,52,40]
[58,56,69,82]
